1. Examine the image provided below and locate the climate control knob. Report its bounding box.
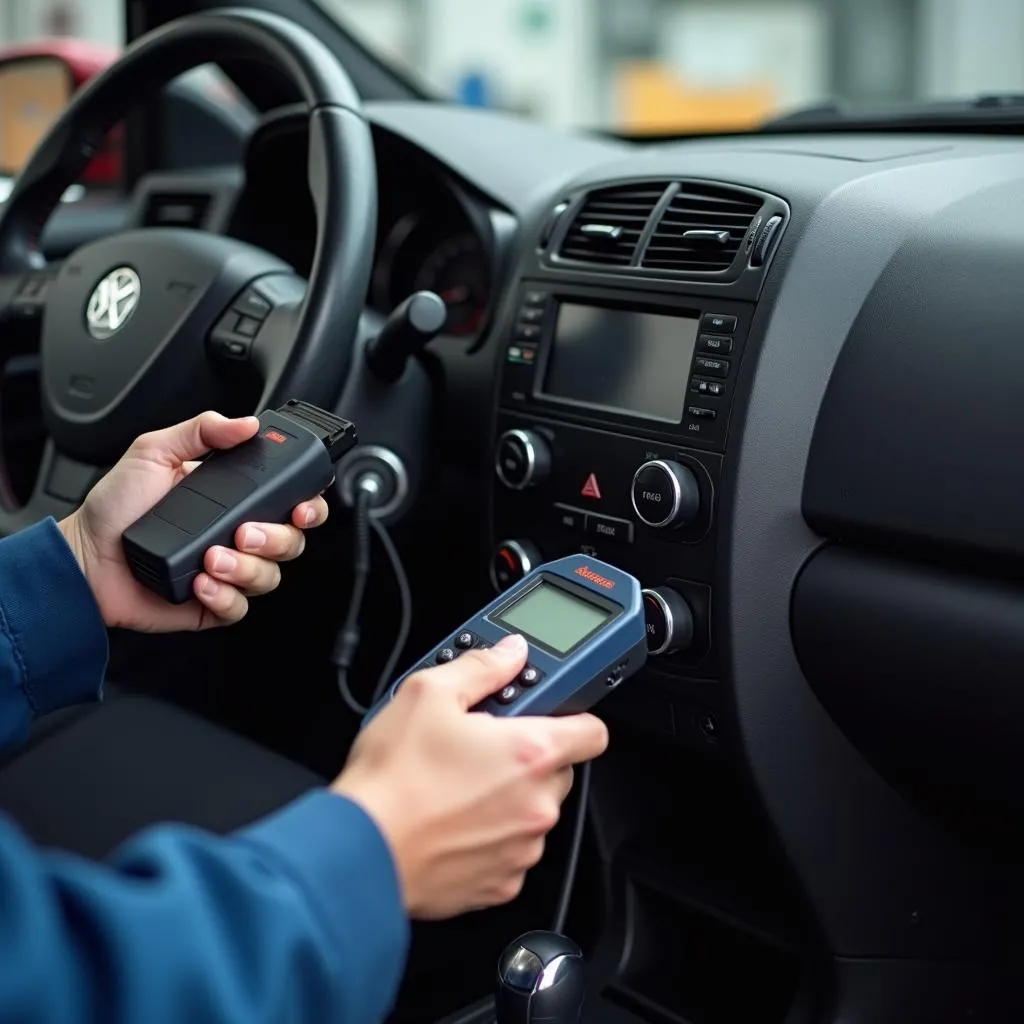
[490,539,542,592]
[631,460,700,529]
[642,587,694,656]
[495,429,551,490]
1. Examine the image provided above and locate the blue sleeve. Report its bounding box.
[0,789,410,1023]
[0,517,108,748]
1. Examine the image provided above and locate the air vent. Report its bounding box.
[641,183,763,273]
[141,191,212,229]
[558,184,667,266]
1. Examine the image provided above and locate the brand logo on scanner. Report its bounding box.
[575,565,615,590]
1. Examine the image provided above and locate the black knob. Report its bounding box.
[366,290,448,382]
[642,587,694,656]
[496,931,585,1024]
[496,429,551,490]
[630,460,700,529]
[490,539,541,592]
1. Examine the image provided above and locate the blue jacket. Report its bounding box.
[0,518,408,1022]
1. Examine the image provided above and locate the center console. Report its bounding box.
[490,278,755,745]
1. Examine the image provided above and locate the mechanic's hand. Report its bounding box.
[57,411,329,632]
[332,634,609,919]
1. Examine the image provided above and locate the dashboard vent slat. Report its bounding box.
[557,184,668,266]
[141,191,213,229]
[641,183,763,273]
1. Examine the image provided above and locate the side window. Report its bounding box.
[0,2,124,195]
[0,2,253,197]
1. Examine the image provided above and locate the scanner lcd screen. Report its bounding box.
[495,580,612,655]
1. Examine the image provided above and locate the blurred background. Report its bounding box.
[1,0,1023,138]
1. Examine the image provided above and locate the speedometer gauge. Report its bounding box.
[413,233,490,337]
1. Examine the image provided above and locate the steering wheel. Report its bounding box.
[0,9,376,537]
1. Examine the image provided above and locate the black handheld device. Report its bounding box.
[122,400,357,604]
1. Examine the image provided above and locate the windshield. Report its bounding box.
[326,0,1009,134]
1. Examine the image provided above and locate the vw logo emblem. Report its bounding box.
[85,267,140,339]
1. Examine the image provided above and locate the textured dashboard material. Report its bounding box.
[803,176,1024,564]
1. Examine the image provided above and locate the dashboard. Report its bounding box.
[224,111,496,343]
[127,104,1024,1022]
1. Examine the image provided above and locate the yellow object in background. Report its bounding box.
[616,61,777,134]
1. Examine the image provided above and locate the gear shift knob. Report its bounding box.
[496,931,585,1024]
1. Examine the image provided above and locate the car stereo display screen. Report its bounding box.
[541,303,699,423]
[494,580,613,655]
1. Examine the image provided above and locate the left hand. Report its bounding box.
[58,411,329,632]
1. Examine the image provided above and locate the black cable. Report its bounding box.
[550,758,591,936]
[368,516,413,708]
[333,485,373,716]
[332,481,413,717]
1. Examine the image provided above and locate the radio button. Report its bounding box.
[643,587,695,656]
[585,512,634,544]
[524,290,546,306]
[519,306,544,323]
[631,460,701,530]
[490,539,542,592]
[702,313,736,334]
[496,429,551,490]
[690,377,726,397]
[698,334,733,355]
[687,406,717,420]
[694,356,730,378]
[554,504,585,532]
[515,324,541,341]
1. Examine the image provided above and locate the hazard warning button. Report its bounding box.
[580,472,602,500]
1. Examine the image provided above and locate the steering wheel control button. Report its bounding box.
[631,460,701,530]
[495,429,551,490]
[13,270,56,316]
[554,503,585,532]
[642,587,695,656]
[585,512,634,545]
[234,315,261,337]
[490,539,541,592]
[690,377,726,397]
[496,683,522,706]
[702,313,736,334]
[693,356,730,378]
[698,334,733,355]
[455,631,476,650]
[436,647,457,664]
[209,310,260,361]
[518,666,543,688]
[233,287,272,321]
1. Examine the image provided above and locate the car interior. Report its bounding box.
[0,1,1023,1022]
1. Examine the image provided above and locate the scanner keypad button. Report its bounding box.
[518,666,542,687]
[496,683,521,705]
[436,647,457,664]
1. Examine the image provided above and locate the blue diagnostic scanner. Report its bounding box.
[365,554,647,722]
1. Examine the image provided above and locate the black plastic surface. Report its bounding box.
[122,406,343,603]
[793,544,1024,808]
[723,147,1024,984]
[803,175,1024,563]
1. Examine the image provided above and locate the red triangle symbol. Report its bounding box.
[580,472,602,499]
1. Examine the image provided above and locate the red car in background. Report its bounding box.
[0,38,119,186]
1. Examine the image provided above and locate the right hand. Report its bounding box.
[332,633,609,919]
